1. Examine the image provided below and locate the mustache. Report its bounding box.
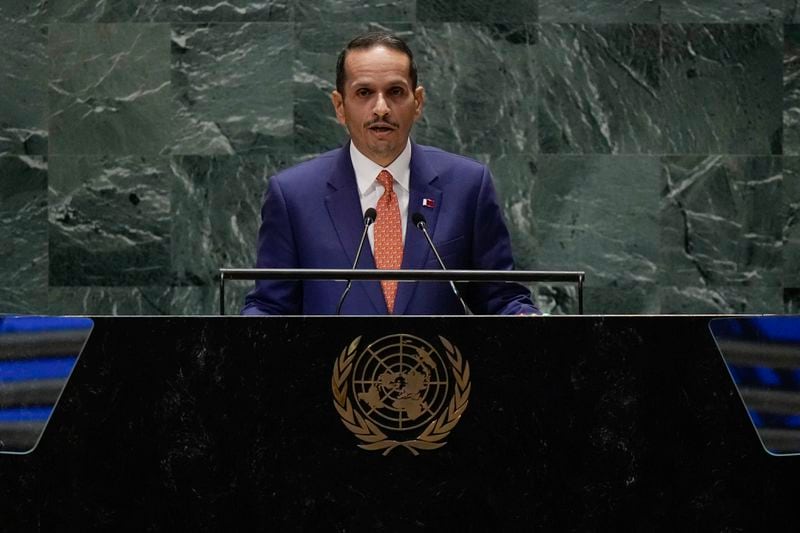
[365,119,399,129]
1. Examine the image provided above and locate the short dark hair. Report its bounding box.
[335,31,418,95]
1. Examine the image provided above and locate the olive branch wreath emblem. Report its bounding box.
[331,335,471,456]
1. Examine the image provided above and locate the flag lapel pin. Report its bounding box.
[422,198,436,208]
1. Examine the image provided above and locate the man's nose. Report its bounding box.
[372,93,390,116]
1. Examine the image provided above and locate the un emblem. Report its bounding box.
[331,334,471,455]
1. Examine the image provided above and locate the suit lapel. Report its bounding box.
[324,145,385,315]
[394,142,442,315]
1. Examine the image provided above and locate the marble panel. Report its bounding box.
[659,284,783,313]
[789,0,800,21]
[170,154,288,287]
[40,0,164,22]
[491,154,661,289]
[661,0,783,22]
[479,153,538,270]
[538,0,659,23]
[416,0,536,22]
[163,0,291,22]
[48,156,172,286]
[540,24,782,155]
[48,23,173,155]
[0,22,48,155]
[0,1,47,23]
[47,286,173,314]
[659,24,782,154]
[413,24,537,155]
[659,156,785,289]
[782,156,800,285]
[171,285,251,314]
[537,24,662,154]
[584,285,661,314]
[293,23,413,153]
[0,156,48,291]
[531,284,580,315]
[296,0,413,22]
[0,287,47,315]
[785,24,800,154]
[171,23,293,155]
[786,287,800,311]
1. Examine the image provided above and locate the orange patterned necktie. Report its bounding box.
[374,170,403,313]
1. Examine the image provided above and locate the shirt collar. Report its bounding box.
[350,139,412,195]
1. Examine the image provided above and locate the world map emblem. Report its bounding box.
[331,334,471,455]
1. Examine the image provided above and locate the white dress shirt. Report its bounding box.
[350,139,412,251]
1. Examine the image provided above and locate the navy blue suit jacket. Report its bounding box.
[241,142,536,315]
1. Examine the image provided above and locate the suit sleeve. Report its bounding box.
[240,177,302,315]
[465,166,540,315]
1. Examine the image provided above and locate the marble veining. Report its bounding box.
[0,23,48,155]
[48,156,172,286]
[660,156,786,289]
[539,0,659,23]
[0,3,795,314]
[785,25,800,154]
[171,23,294,155]
[416,0,537,22]
[170,154,282,287]
[0,156,48,292]
[296,0,414,22]
[539,23,782,155]
[661,0,783,22]
[414,24,537,156]
[48,23,173,155]
[780,156,800,286]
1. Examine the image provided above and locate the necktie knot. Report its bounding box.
[377,170,394,193]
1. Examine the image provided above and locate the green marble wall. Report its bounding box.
[1,1,797,315]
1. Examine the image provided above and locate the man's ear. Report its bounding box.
[413,85,425,120]
[331,90,346,125]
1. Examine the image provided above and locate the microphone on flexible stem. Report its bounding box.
[411,212,472,315]
[336,207,377,315]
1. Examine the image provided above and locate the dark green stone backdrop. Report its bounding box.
[1,0,798,315]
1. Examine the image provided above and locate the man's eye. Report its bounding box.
[356,89,370,97]
[390,87,404,96]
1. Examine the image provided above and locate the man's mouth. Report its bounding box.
[367,122,397,134]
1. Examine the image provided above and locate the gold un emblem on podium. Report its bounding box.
[331,334,471,455]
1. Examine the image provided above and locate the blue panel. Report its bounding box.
[0,406,53,422]
[748,410,763,428]
[753,366,781,387]
[0,316,93,334]
[0,357,77,383]
[749,317,800,344]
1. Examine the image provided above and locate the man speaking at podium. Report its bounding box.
[242,31,537,316]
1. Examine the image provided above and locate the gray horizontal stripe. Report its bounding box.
[740,387,800,415]
[0,330,90,360]
[0,421,46,453]
[758,428,800,455]
[715,340,800,369]
[0,379,65,408]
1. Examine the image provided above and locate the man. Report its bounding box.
[242,31,537,315]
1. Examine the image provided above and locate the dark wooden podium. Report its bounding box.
[0,316,796,530]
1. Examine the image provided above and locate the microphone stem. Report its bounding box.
[336,218,372,315]
[418,225,472,315]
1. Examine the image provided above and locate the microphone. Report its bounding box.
[411,212,472,315]
[336,208,377,315]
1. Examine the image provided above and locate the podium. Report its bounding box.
[0,315,797,529]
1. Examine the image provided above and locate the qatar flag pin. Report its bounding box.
[422,198,436,208]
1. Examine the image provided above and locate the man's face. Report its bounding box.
[331,45,425,167]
